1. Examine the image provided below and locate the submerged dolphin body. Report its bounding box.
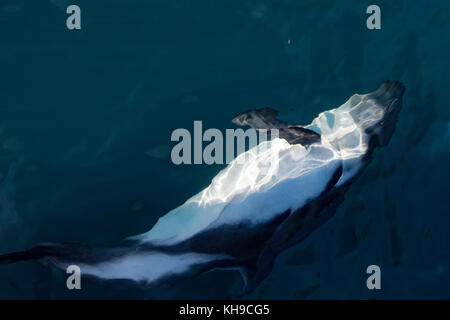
[0,81,405,295]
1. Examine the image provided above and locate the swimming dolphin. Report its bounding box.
[0,81,405,295]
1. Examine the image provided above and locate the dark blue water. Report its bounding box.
[0,0,449,299]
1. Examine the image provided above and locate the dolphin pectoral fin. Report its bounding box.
[229,257,275,298]
[278,126,321,147]
[0,244,62,265]
[257,107,279,120]
[237,266,251,294]
[240,256,277,297]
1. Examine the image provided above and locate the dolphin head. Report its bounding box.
[349,81,405,147]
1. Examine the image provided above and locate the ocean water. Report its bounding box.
[0,0,449,299]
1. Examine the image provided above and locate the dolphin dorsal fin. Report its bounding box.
[232,107,287,129]
[232,107,321,147]
[258,107,279,120]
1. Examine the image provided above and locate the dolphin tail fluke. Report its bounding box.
[0,246,47,265]
[0,243,80,266]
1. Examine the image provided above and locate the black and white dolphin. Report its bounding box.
[0,81,405,295]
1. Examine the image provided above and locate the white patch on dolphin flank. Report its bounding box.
[78,252,227,284]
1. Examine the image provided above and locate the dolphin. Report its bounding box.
[0,81,405,295]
